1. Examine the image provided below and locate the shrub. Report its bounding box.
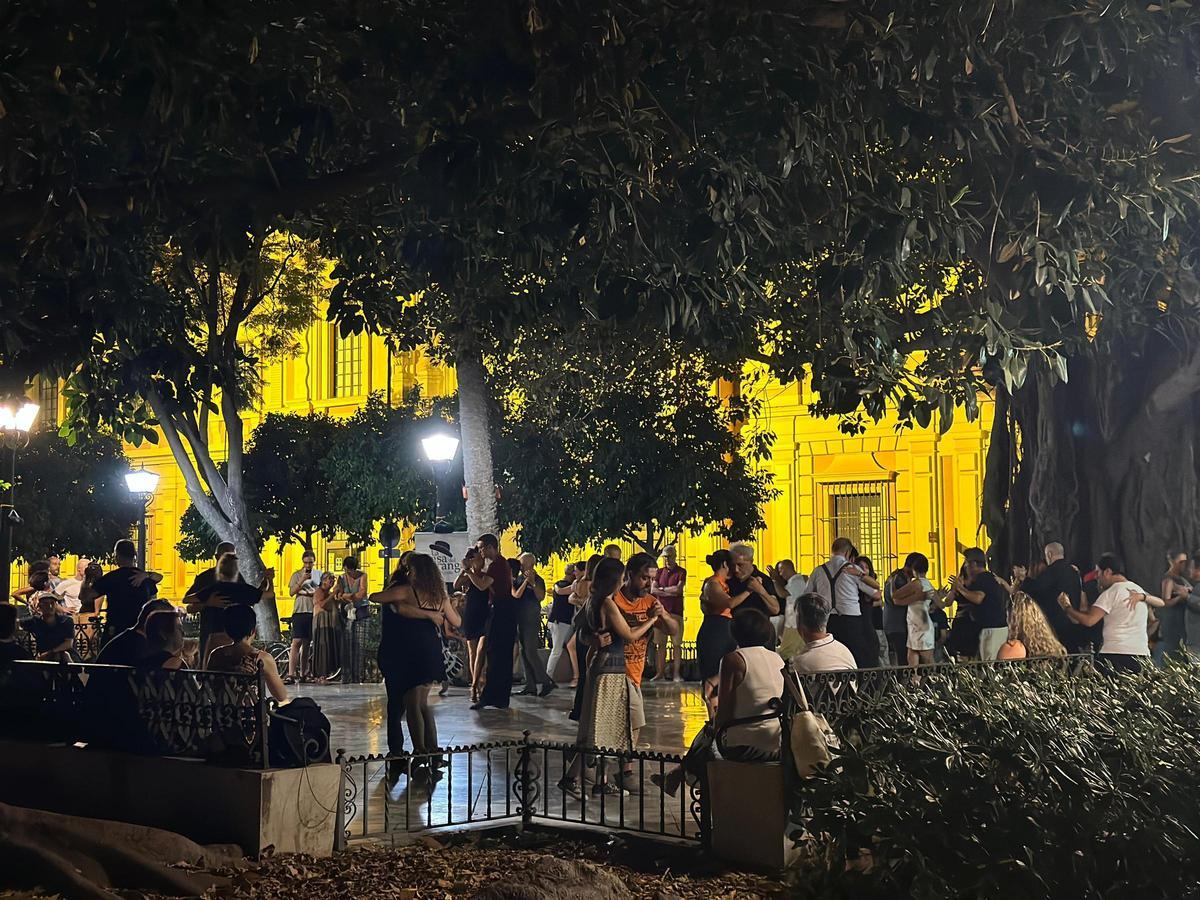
[790,663,1200,899]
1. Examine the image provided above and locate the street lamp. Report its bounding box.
[421,430,460,527]
[0,399,38,602]
[124,468,160,570]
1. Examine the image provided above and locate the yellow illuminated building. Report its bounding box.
[29,327,992,638]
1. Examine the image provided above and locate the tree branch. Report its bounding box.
[145,387,229,532]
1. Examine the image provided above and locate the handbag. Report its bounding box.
[782,668,837,777]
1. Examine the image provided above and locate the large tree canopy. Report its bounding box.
[5,0,1200,581]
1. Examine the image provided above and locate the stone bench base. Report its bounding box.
[707,758,799,870]
[0,739,339,857]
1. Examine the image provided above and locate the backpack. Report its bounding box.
[268,697,332,768]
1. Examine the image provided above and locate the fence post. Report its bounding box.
[256,660,270,768]
[333,749,347,852]
[517,730,534,830]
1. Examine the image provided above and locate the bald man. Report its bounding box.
[1020,541,1083,651]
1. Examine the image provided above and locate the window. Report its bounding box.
[817,480,895,572]
[331,329,362,397]
[36,377,59,430]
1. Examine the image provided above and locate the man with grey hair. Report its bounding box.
[727,543,781,618]
[1018,540,1083,651]
[791,592,857,673]
[514,552,553,698]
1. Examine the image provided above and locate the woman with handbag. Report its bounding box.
[652,608,784,796]
[310,573,344,682]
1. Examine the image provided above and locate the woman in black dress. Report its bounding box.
[454,548,491,704]
[696,549,751,718]
[371,554,459,768]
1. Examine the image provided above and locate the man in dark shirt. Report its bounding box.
[93,539,161,639]
[183,541,238,661]
[1019,542,1084,652]
[952,547,1010,660]
[97,599,175,666]
[727,544,781,617]
[0,604,32,665]
[22,595,75,661]
[472,533,516,710]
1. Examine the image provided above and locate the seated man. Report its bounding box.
[96,599,175,666]
[138,610,188,670]
[0,604,32,666]
[21,594,75,662]
[206,604,289,703]
[791,592,858,674]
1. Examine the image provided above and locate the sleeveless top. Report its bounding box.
[720,646,784,752]
[702,574,733,619]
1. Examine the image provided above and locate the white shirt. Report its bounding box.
[720,646,785,753]
[906,577,936,651]
[792,635,858,673]
[782,573,808,630]
[1095,580,1151,656]
[807,555,863,617]
[54,577,84,615]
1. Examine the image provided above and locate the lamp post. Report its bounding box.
[0,400,39,603]
[420,431,460,528]
[124,469,160,570]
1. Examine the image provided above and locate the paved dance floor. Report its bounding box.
[294,679,709,758]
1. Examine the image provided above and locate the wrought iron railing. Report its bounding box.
[336,732,706,849]
[796,653,1095,722]
[16,616,106,662]
[0,659,272,767]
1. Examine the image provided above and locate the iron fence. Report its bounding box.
[0,659,272,767]
[796,653,1096,722]
[16,616,105,662]
[336,732,706,849]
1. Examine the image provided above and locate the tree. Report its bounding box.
[175,410,341,562]
[492,333,776,557]
[7,431,142,562]
[323,392,458,542]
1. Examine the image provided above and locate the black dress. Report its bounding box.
[461,583,490,641]
[696,614,734,680]
[479,593,517,708]
[378,603,444,695]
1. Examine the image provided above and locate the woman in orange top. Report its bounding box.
[696,549,754,717]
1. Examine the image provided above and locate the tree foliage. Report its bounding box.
[8,431,142,562]
[491,329,776,557]
[323,391,461,542]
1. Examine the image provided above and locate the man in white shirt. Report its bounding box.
[771,559,809,658]
[806,537,868,666]
[54,558,90,615]
[1059,551,1162,674]
[791,591,857,673]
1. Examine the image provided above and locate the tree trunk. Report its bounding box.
[456,347,499,539]
[145,390,280,640]
[987,335,1200,585]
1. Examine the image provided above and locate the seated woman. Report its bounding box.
[138,610,187,670]
[998,591,1067,659]
[653,608,785,797]
[206,604,289,703]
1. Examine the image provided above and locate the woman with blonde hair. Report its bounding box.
[998,591,1067,659]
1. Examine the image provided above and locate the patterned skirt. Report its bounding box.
[577,670,632,752]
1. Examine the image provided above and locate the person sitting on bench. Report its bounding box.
[652,608,784,796]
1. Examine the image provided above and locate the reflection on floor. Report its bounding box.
[293,680,710,758]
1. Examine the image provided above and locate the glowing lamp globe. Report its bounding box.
[421,433,460,463]
[124,470,160,496]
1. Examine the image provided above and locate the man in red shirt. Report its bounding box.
[650,546,686,683]
[614,552,678,792]
[470,533,516,710]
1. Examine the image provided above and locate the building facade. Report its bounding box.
[28,325,992,638]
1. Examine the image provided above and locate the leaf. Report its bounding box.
[997,241,1020,264]
[1161,133,1192,145]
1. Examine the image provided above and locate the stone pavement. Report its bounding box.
[293,679,709,758]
